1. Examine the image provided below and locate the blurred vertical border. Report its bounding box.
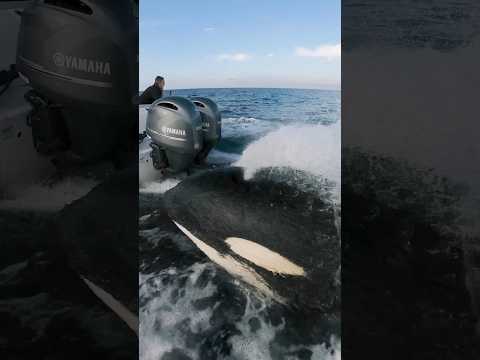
[0,1,139,358]
[342,0,480,359]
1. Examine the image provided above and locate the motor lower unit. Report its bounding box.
[145,96,222,173]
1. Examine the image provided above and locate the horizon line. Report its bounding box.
[139,86,341,92]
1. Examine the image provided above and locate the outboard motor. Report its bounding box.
[191,97,222,163]
[145,96,203,173]
[16,0,138,163]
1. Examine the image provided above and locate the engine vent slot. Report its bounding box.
[157,102,178,111]
[44,0,93,15]
[193,101,205,108]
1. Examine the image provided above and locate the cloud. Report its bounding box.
[204,27,215,32]
[295,43,341,60]
[217,53,252,62]
[267,53,274,57]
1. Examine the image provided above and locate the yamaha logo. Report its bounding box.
[52,52,111,76]
[161,126,186,137]
[52,52,65,67]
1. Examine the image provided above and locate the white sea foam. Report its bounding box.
[139,260,316,360]
[228,290,283,360]
[228,289,340,360]
[235,122,341,195]
[221,117,280,139]
[139,177,181,194]
[139,262,219,360]
[306,336,341,360]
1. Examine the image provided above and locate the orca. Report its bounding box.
[164,166,340,312]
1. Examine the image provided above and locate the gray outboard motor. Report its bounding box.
[191,97,222,163]
[16,0,138,163]
[146,96,203,173]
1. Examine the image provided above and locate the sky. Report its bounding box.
[140,0,340,90]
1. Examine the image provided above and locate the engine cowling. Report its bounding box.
[145,96,203,173]
[16,0,138,162]
[192,97,222,163]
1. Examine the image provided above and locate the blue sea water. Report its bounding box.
[139,88,340,360]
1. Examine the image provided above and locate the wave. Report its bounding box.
[221,117,280,141]
[235,122,340,199]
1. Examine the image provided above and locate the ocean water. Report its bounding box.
[139,88,340,360]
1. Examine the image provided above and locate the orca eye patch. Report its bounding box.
[225,237,306,276]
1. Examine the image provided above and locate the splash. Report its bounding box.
[235,122,340,201]
[221,117,279,139]
[139,262,219,360]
